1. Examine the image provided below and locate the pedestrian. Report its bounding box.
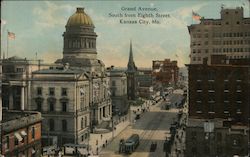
[106,140,108,145]
[101,134,103,139]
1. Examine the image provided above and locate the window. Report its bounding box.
[81,135,84,142]
[32,127,35,139]
[16,68,24,72]
[85,116,87,127]
[112,81,116,86]
[49,102,54,111]
[49,119,54,131]
[62,102,67,112]
[81,118,84,129]
[217,132,222,141]
[15,137,18,146]
[6,136,9,150]
[62,120,67,131]
[37,87,42,95]
[36,101,42,112]
[49,88,55,96]
[61,88,67,96]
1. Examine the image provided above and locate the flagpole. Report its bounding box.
[6,30,9,59]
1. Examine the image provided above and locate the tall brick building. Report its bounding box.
[187,57,249,124]
[185,7,250,157]
[152,59,179,85]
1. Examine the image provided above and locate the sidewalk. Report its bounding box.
[170,102,188,157]
[88,116,130,155]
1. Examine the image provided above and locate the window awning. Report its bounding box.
[21,130,27,136]
[14,132,23,142]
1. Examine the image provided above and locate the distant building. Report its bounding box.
[1,110,42,157]
[152,59,179,86]
[137,68,154,98]
[126,41,138,100]
[188,7,250,64]
[107,67,128,115]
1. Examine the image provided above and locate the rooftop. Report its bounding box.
[2,110,42,133]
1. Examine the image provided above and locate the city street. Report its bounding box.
[99,98,180,157]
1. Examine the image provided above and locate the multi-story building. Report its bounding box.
[152,59,179,86]
[1,8,112,148]
[187,57,249,124]
[137,68,154,98]
[186,56,250,157]
[186,7,250,157]
[188,7,250,64]
[185,118,249,157]
[1,110,42,157]
[30,7,112,146]
[1,57,50,110]
[107,67,128,115]
[126,41,138,101]
[31,66,92,146]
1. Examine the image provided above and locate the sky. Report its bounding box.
[1,0,249,68]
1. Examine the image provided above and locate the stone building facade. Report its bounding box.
[1,57,50,110]
[188,7,250,64]
[30,7,112,146]
[1,7,112,147]
[107,67,128,116]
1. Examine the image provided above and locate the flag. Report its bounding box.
[8,32,15,40]
[192,11,201,21]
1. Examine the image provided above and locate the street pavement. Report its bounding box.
[99,99,180,157]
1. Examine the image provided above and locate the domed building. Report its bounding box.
[56,7,105,73]
[28,8,112,148]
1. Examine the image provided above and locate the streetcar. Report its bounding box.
[123,134,140,154]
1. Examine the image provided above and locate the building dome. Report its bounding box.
[66,8,94,27]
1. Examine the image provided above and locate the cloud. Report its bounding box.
[33,1,74,29]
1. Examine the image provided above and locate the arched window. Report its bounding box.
[62,120,67,131]
[49,119,54,131]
